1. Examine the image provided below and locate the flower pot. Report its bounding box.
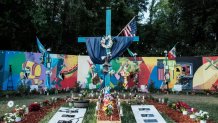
[189,114,196,119]
[200,120,207,123]
[182,111,188,115]
[68,102,73,107]
[15,117,22,122]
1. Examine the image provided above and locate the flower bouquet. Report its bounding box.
[195,110,209,123]
[175,101,190,113]
[97,94,121,123]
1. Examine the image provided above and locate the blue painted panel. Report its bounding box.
[149,66,163,89]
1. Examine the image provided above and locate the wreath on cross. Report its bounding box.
[101,35,113,49]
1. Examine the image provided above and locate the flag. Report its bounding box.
[168,46,176,60]
[123,17,137,37]
[36,37,47,54]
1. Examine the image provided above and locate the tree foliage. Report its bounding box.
[0,0,217,56]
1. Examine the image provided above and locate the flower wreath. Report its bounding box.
[101,35,113,49]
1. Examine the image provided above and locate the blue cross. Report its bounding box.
[77,7,139,89]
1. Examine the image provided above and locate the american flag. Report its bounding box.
[123,17,137,37]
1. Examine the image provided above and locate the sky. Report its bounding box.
[140,0,158,24]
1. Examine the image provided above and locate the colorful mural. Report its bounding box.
[193,56,218,90]
[1,51,217,91]
[1,51,78,91]
[77,56,139,89]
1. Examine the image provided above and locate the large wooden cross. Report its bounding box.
[78,7,139,90]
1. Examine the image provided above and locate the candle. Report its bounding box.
[142,96,145,100]
[118,102,121,106]
[120,107,123,116]
[96,106,99,111]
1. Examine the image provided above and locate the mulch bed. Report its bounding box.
[147,99,215,123]
[20,99,66,123]
[97,100,120,121]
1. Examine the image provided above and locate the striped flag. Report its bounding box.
[157,60,165,80]
[123,17,137,37]
[158,69,165,80]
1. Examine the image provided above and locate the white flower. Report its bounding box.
[7,101,14,108]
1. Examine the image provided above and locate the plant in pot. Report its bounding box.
[181,108,188,115]
[73,90,90,108]
[189,108,197,119]
[195,110,209,123]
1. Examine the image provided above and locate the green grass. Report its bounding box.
[121,102,136,123]
[83,102,97,123]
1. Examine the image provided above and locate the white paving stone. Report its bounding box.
[49,107,86,123]
[131,105,166,123]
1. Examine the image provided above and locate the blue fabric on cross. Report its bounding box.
[86,37,133,64]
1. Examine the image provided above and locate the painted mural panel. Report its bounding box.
[176,57,202,90]
[1,51,78,90]
[193,56,218,90]
[77,56,140,89]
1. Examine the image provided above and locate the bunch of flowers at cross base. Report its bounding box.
[102,94,114,116]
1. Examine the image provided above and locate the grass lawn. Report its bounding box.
[152,94,218,122]
[0,93,71,117]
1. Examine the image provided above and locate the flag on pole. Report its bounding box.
[36,37,47,54]
[122,17,137,37]
[168,46,176,60]
[168,45,177,60]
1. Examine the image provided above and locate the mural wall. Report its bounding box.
[78,56,218,90]
[1,51,217,91]
[193,56,218,90]
[0,51,78,91]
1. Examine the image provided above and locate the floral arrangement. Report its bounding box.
[28,102,40,112]
[13,105,26,117]
[175,101,190,112]
[195,110,209,120]
[3,113,16,123]
[102,94,114,116]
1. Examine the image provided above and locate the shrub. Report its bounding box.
[17,83,29,95]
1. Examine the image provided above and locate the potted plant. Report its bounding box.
[73,90,90,108]
[189,108,196,119]
[195,110,209,123]
[181,108,188,115]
